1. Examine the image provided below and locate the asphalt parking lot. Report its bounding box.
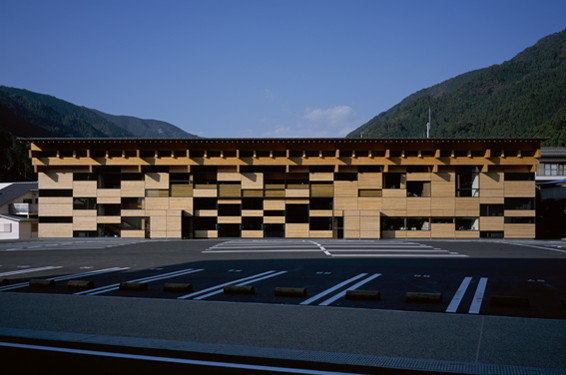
[1,238,565,320]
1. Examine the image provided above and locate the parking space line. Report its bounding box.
[77,268,204,296]
[318,273,382,306]
[0,266,62,277]
[0,266,130,292]
[446,277,472,313]
[469,277,488,314]
[300,273,368,305]
[178,270,277,300]
[193,270,288,300]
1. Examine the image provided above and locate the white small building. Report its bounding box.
[0,182,38,240]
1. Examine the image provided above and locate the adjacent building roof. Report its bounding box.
[0,182,38,207]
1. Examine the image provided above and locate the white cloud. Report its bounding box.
[304,105,355,127]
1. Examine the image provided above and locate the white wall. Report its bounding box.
[0,218,19,240]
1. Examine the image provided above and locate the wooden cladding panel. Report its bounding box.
[286,223,309,238]
[406,172,431,181]
[286,189,310,198]
[217,171,241,181]
[145,172,169,189]
[406,198,430,216]
[381,197,406,216]
[145,197,170,210]
[121,181,145,197]
[39,223,72,238]
[504,181,535,197]
[218,184,241,197]
[169,198,193,212]
[73,211,97,230]
[455,198,479,216]
[310,184,333,197]
[309,172,334,181]
[357,197,381,210]
[39,199,72,216]
[358,173,381,189]
[454,231,480,239]
[479,217,504,231]
[170,184,193,197]
[39,171,73,189]
[121,230,145,238]
[504,224,535,238]
[430,223,455,238]
[431,197,455,216]
[241,173,263,189]
[334,181,357,197]
[431,173,454,197]
[263,200,285,210]
[480,172,503,190]
[193,188,218,197]
[73,181,97,197]
[242,230,264,238]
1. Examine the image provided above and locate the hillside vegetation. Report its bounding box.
[348,29,566,146]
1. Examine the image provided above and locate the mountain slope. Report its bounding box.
[348,29,566,146]
[0,86,197,138]
[90,109,197,139]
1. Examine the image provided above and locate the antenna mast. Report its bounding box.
[426,106,431,139]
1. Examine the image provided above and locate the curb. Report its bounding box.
[67,280,94,290]
[274,287,307,297]
[406,292,442,303]
[490,295,529,307]
[163,283,194,292]
[224,285,254,295]
[29,279,55,288]
[119,282,148,291]
[346,289,380,301]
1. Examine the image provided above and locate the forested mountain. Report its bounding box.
[348,29,566,146]
[0,86,197,139]
[90,109,196,139]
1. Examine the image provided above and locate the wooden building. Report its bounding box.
[25,138,541,239]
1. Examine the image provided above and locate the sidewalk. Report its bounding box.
[0,292,564,374]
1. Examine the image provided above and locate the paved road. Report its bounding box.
[1,238,565,374]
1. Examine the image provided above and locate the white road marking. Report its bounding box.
[0,341,366,375]
[330,254,468,258]
[0,267,130,292]
[318,273,382,306]
[192,270,288,300]
[0,266,62,277]
[300,273,368,305]
[178,270,277,300]
[77,268,204,296]
[469,277,488,314]
[446,277,472,313]
[503,241,566,254]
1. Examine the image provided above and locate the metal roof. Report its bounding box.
[0,182,38,207]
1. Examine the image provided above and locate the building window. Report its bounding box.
[98,171,121,189]
[122,217,144,231]
[310,217,332,231]
[310,197,333,210]
[242,217,262,230]
[39,189,73,197]
[0,223,12,233]
[97,204,121,216]
[480,231,504,238]
[456,167,479,197]
[73,231,97,238]
[73,173,96,181]
[504,217,535,224]
[406,181,431,197]
[194,217,217,230]
[121,198,144,210]
[504,198,534,210]
[218,204,241,216]
[406,217,430,231]
[242,198,263,210]
[480,204,504,216]
[73,198,97,210]
[456,217,479,231]
[382,217,405,231]
[194,198,217,210]
[286,204,309,223]
[383,173,406,189]
[39,217,73,223]
[504,172,535,181]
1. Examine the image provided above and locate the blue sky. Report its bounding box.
[1,1,565,138]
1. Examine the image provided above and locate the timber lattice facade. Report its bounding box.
[25,138,542,239]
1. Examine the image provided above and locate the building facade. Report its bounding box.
[26,138,541,239]
[0,182,38,240]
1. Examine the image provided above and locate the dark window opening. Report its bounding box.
[310,197,333,210]
[39,189,73,197]
[504,198,534,210]
[504,172,535,181]
[242,198,263,210]
[97,204,121,216]
[122,217,143,231]
[480,231,504,238]
[504,217,535,224]
[264,210,285,216]
[122,198,144,210]
[383,173,405,189]
[39,216,73,223]
[480,204,504,216]
[218,204,241,216]
[334,173,357,181]
[382,217,405,231]
[456,217,479,231]
[310,217,332,231]
[285,204,309,223]
[406,181,430,197]
[73,173,96,181]
[194,198,217,210]
[73,198,97,210]
[194,217,217,230]
[456,167,479,197]
[242,217,262,230]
